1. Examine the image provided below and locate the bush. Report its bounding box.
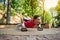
[0,4,3,10]
[11,8,16,16]
[41,11,52,25]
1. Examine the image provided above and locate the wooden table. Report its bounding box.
[0,28,60,40]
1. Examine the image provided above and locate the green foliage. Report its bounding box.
[55,0,60,22]
[0,4,3,10]
[30,0,39,17]
[23,0,32,17]
[44,11,52,24]
[39,10,52,25]
[11,8,16,16]
[49,0,60,27]
[11,0,39,17]
[11,0,24,13]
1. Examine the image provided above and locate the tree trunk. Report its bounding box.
[3,0,5,10]
[6,0,11,24]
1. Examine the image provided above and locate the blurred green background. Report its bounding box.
[0,0,60,28]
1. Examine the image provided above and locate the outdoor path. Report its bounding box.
[0,28,60,40]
